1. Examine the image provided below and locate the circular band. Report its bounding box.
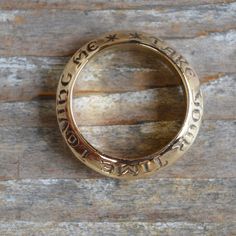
[56,31,203,179]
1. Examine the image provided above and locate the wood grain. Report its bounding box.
[0,120,235,179]
[0,74,235,123]
[0,178,235,223]
[0,2,235,56]
[0,1,235,235]
[0,37,235,102]
[0,221,235,236]
[1,0,236,10]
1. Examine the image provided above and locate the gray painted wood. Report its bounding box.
[0,178,235,223]
[1,0,236,10]
[0,120,235,179]
[0,221,235,236]
[0,2,235,56]
[0,1,235,235]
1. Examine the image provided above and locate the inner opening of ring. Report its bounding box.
[71,43,187,160]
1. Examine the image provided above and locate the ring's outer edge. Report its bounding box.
[56,31,203,179]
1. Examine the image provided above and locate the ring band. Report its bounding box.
[56,31,203,179]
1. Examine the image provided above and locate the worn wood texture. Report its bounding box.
[0,222,235,236]
[0,2,235,56]
[0,1,235,235]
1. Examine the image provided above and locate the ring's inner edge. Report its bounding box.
[70,41,188,161]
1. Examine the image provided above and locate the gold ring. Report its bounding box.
[56,31,203,179]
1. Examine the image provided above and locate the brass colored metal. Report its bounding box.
[56,32,203,179]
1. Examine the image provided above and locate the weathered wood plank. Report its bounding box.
[0,3,235,56]
[72,88,186,126]
[1,0,235,10]
[0,149,19,180]
[202,74,236,120]
[0,178,235,223]
[0,221,235,236]
[0,74,235,124]
[0,55,235,123]
[0,57,65,101]
[0,120,235,179]
[0,1,234,235]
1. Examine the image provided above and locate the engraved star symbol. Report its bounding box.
[106,34,119,42]
[129,32,142,39]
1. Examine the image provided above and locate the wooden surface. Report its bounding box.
[0,1,236,235]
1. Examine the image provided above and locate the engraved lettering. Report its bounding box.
[180,139,188,151]
[87,41,98,52]
[174,55,196,78]
[162,46,176,57]
[73,41,99,66]
[73,50,89,65]
[101,160,114,174]
[57,89,68,105]
[58,118,69,132]
[65,128,79,147]
[81,149,89,158]
[184,132,194,145]
[185,67,196,78]
[61,73,72,86]
[140,161,152,173]
[57,107,66,115]
[180,124,198,151]
[174,55,188,68]
[117,164,139,176]
[106,34,118,42]
[129,32,142,39]
[192,109,201,122]
[154,157,168,168]
[150,36,163,45]
[192,91,202,122]
[194,91,202,107]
